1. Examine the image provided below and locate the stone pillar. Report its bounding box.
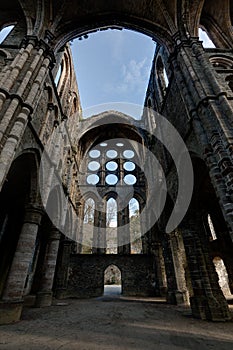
[92,202,106,254]
[76,201,84,253]
[170,40,233,236]
[35,226,61,307]
[152,242,167,296]
[170,230,189,304]
[0,207,43,324]
[0,37,54,191]
[180,210,231,321]
[141,210,149,254]
[54,239,73,299]
[161,232,183,304]
[117,204,130,254]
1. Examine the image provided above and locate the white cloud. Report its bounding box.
[115,58,150,95]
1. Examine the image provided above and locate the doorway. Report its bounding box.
[104,264,122,296]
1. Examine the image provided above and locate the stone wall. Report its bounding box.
[66,254,156,298]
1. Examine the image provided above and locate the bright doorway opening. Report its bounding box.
[104,264,122,296]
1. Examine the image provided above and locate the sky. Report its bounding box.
[71,29,156,119]
[71,28,215,119]
[0,26,215,120]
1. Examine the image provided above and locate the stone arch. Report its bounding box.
[104,264,122,285]
[57,49,74,100]
[209,56,233,69]
[198,0,233,48]
[57,56,67,94]
[104,264,122,295]
[0,150,41,297]
[0,48,12,62]
[63,206,73,236]
[53,13,174,53]
[45,185,63,229]
[77,111,143,149]
[17,0,34,35]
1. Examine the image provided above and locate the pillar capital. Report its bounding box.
[49,226,61,241]
[23,206,44,225]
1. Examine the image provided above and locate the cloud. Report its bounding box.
[110,58,150,96]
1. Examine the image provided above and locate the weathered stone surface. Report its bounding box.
[0,0,232,325]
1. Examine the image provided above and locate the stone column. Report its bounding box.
[0,37,54,191]
[152,242,167,296]
[161,232,182,304]
[35,226,61,307]
[170,40,233,236]
[76,202,84,254]
[0,207,43,324]
[54,239,73,299]
[170,230,189,304]
[180,210,231,321]
[92,202,106,254]
[117,204,130,254]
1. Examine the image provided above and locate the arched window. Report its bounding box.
[156,56,169,99]
[54,62,63,86]
[106,198,117,254]
[82,139,145,255]
[0,25,14,44]
[129,198,142,254]
[163,67,169,88]
[82,198,95,253]
[208,214,217,240]
[198,27,216,48]
[213,257,232,298]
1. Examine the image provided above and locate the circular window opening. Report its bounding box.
[123,150,134,159]
[88,161,100,171]
[124,174,136,185]
[116,142,124,147]
[123,161,135,171]
[87,174,99,185]
[106,174,118,185]
[106,150,117,158]
[106,161,118,171]
[100,142,107,147]
[89,149,100,158]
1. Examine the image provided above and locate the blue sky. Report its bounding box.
[71,28,214,119]
[0,26,214,120]
[71,29,156,119]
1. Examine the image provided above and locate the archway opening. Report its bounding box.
[69,28,156,119]
[104,264,122,296]
[0,154,35,297]
[129,198,142,254]
[82,198,95,253]
[213,257,232,299]
[198,27,216,48]
[106,198,118,254]
[0,25,15,44]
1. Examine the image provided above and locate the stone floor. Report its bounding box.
[1,288,233,350]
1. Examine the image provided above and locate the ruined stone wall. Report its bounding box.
[66,254,156,298]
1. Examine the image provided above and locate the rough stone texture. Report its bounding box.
[67,254,156,298]
[0,0,233,326]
